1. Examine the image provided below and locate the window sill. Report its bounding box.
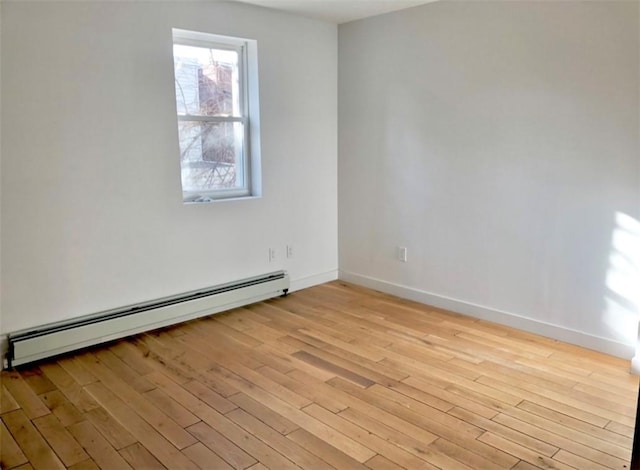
[183,195,261,205]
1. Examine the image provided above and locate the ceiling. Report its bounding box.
[234,0,439,24]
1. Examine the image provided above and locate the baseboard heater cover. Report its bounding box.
[7,270,289,368]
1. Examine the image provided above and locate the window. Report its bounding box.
[172,29,260,202]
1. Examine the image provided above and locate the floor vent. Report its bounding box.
[7,270,289,367]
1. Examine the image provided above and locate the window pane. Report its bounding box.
[174,44,240,117]
[178,121,246,193]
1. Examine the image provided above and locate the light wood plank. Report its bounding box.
[186,421,258,470]
[228,392,299,435]
[511,462,543,470]
[83,407,137,450]
[399,375,499,419]
[2,371,50,419]
[1,409,65,470]
[303,403,449,469]
[11,464,35,470]
[292,349,375,387]
[447,407,559,458]
[1,385,21,414]
[143,387,201,428]
[478,432,574,470]
[119,442,165,469]
[226,408,333,469]
[606,420,634,439]
[67,420,133,470]
[84,382,198,469]
[429,438,510,470]
[93,349,156,393]
[246,464,268,470]
[553,449,610,470]
[286,428,369,469]
[32,413,89,467]
[19,368,57,395]
[181,380,237,414]
[57,356,99,386]
[516,400,633,448]
[68,459,100,470]
[493,410,630,467]
[214,366,377,463]
[476,374,634,427]
[77,353,197,450]
[1,419,29,469]
[366,454,404,470]
[39,390,85,427]
[108,341,155,376]
[39,362,99,413]
[257,365,348,413]
[181,442,233,470]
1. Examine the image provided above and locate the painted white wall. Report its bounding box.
[1,1,337,334]
[339,1,640,357]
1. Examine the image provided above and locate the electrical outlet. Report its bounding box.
[286,244,294,259]
[269,248,277,262]
[398,246,408,262]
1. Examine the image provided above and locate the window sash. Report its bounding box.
[178,120,249,198]
[173,41,249,118]
[173,39,247,121]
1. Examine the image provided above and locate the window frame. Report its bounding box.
[172,29,259,203]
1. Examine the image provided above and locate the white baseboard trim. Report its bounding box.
[339,270,635,360]
[290,270,338,293]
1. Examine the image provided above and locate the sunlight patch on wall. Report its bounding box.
[605,213,640,370]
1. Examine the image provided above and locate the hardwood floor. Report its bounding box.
[1,281,638,469]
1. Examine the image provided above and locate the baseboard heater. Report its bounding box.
[7,270,289,368]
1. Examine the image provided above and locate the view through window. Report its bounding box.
[173,30,256,202]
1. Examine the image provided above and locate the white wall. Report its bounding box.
[0,1,337,335]
[339,1,640,357]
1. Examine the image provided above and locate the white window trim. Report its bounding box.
[172,29,261,203]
